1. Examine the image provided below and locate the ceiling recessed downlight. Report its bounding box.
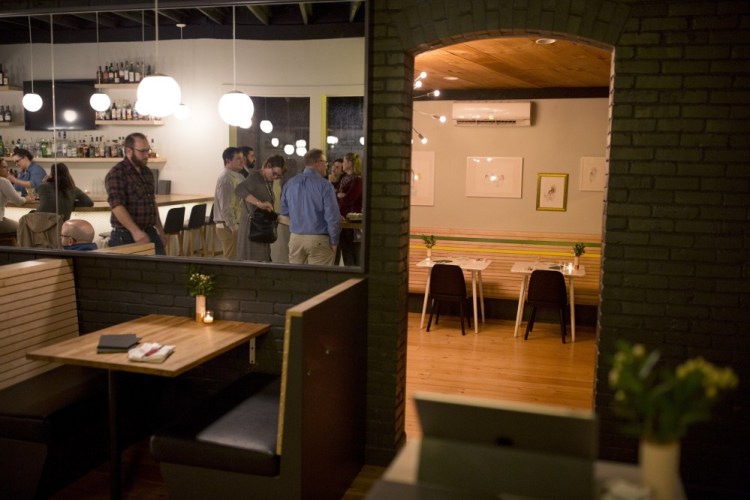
[535,38,557,45]
[443,76,459,81]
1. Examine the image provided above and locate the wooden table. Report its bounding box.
[510,261,586,342]
[27,314,270,500]
[416,257,491,334]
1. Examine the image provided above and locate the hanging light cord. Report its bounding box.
[232,6,237,91]
[154,0,159,73]
[95,12,101,79]
[27,17,34,93]
[50,14,60,219]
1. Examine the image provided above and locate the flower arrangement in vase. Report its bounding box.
[609,341,737,499]
[187,266,216,322]
[421,234,436,260]
[572,242,586,269]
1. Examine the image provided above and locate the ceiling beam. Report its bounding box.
[246,5,269,25]
[71,12,117,29]
[349,1,361,22]
[197,7,223,25]
[298,3,312,25]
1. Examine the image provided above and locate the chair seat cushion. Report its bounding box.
[0,365,107,443]
[151,372,281,477]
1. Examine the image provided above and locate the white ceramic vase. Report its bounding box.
[195,294,206,322]
[574,255,580,269]
[426,248,432,261]
[640,439,680,500]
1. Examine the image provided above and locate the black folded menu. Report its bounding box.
[97,333,140,354]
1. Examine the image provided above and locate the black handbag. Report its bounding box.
[249,209,278,243]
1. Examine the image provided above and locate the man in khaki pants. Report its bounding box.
[213,147,244,259]
[280,149,340,265]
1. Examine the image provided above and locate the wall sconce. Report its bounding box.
[414,71,427,89]
[414,89,441,99]
[416,110,447,123]
[412,127,427,145]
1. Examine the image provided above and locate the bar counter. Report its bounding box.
[6,194,213,251]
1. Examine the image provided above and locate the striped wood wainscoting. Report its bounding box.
[409,228,602,306]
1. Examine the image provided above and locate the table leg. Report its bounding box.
[108,370,122,500]
[420,272,431,329]
[471,270,479,333]
[478,271,486,323]
[569,277,576,342]
[514,276,529,337]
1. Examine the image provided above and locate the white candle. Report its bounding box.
[203,310,214,324]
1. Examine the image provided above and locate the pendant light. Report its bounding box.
[89,12,111,112]
[172,23,190,120]
[259,100,273,132]
[22,16,42,112]
[218,6,254,127]
[136,0,181,118]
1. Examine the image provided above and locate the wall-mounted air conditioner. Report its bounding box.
[452,101,532,126]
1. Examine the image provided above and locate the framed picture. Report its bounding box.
[580,156,606,191]
[536,173,568,211]
[411,151,435,206]
[465,157,523,198]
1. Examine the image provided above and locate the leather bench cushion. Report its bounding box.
[151,372,281,477]
[0,365,107,443]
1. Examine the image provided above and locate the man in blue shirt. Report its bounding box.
[281,148,340,265]
[9,148,46,196]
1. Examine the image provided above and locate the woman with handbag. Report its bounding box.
[235,154,285,261]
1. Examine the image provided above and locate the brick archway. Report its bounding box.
[366,0,628,463]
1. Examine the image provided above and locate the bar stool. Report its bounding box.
[203,204,217,256]
[181,204,206,257]
[163,207,186,256]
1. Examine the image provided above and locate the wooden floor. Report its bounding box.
[51,312,597,499]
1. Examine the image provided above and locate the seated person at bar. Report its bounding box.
[60,219,98,250]
[0,158,29,237]
[36,163,94,221]
[8,148,46,196]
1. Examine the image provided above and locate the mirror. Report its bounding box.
[0,1,366,268]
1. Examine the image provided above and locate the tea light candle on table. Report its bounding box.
[203,310,214,323]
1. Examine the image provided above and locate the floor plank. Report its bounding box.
[50,312,597,498]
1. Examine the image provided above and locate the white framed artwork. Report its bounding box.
[580,156,606,191]
[536,173,569,211]
[465,156,523,198]
[411,151,435,206]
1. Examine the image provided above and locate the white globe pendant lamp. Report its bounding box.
[260,119,273,133]
[89,13,112,113]
[22,16,43,112]
[218,6,254,126]
[271,137,280,148]
[136,0,181,118]
[283,144,294,155]
[218,90,254,127]
[137,73,180,118]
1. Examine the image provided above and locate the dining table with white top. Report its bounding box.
[417,257,491,334]
[510,261,586,342]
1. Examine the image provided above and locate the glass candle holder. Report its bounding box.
[203,310,214,324]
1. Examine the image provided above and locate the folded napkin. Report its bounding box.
[128,342,175,363]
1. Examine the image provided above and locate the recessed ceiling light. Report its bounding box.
[535,38,557,45]
[444,76,459,81]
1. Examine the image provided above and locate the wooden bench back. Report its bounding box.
[0,258,78,390]
[410,228,602,306]
[278,278,367,499]
[93,242,156,255]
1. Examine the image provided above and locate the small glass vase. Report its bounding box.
[195,294,206,322]
[640,439,680,500]
[574,255,580,270]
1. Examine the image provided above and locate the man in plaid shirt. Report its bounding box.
[105,132,166,254]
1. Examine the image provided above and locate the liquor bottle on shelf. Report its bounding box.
[0,64,4,85]
[149,138,158,158]
[0,135,4,157]
[0,106,5,122]
[5,105,12,123]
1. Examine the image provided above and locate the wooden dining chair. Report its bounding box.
[426,264,472,335]
[524,270,568,343]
